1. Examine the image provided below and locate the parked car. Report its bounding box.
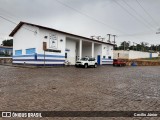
[113,59,126,66]
[75,57,97,68]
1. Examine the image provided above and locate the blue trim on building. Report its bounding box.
[102,58,113,60]
[13,59,65,62]
[13,54,65,58]
[13,55,35,57]
[37,54,65,58]
[13,63,64,66]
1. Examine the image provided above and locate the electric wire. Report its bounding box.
[135,0,159,26]
[113,0,155,32]
[55,0,125,34]
[0,15,36,33]
[122,0,155,31]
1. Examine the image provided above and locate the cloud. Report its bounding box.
[0,0,160,45]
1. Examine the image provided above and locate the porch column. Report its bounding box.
[79,39,82,59]
[92,42,94,57]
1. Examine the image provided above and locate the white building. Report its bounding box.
[114,50,159,59]
[9,22,114,66]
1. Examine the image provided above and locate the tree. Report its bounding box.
[2,39,13,46]
[119,41,130,50]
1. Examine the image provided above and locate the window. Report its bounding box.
[103,56,106,59]
[65,53,67,58]
[15,50,22,55]
[108,56,112,59]
[26,48,36,55]
[89,58,95,61]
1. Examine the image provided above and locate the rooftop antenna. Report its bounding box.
[96,36,101,41]
[112,35,116,44]
[90,36,95,39]
[101,38,105,42]
[107,34,111,43]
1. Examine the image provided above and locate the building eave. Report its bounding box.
[9,21,115,46]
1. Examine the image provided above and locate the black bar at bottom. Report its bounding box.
[0,111,159,117]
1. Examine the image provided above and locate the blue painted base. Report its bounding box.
[13,63,65,67]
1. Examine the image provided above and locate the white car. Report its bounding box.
[75,57,98,68]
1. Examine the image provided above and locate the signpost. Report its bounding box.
[43,42,47,67]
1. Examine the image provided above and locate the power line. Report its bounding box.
[0,15,17,25]
[122,0,155,31]
[118,31,154,37]
[0,15,36,33]
[55,0,125,34]
[113,0,155,32]
[135,0,159,26]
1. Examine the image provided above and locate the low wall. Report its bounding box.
[114,50,159,59]
[123,59,160,66]
[129,51,158,59]
[0,57,12,64]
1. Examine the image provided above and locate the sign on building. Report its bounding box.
[49,34,58,49]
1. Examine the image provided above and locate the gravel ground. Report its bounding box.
[0,65,160,120]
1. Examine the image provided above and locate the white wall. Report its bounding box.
[94,44,102,58]
[114,50,159,59]
[102,44,113,59]
[13,24,66,65]
[13,24,40,55]
[101,44,113,64]
[114,50,129,59]
[82,44,92,57]
[66,39,76,65]
[39,28,66,56]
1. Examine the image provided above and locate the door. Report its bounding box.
[150,53,152,58]
[97,55,101,65]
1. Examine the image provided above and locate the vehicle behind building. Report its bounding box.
[113,59,126,67]
[75,57,98,68]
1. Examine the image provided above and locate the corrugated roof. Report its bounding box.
[9,21,114,46]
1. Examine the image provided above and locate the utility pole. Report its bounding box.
[112,35,116,50]
[133,42,138,51]
[107,34,111,43]
[112,35,116,44]
[156,45,157,52]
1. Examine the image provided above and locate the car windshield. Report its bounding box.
[81,58,88,61]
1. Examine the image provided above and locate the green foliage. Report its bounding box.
[2,39,13,46]
[115,41,160,52]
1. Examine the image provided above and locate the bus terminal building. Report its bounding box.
[9,22,114,66]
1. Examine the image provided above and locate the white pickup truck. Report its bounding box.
[75,57,98,68]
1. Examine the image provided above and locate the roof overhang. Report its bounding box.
[9,21,115,46]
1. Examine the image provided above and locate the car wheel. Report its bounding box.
[113,64,115,66]
[119,64,122,67]
[94,64,97,68]
[84,64,88,68]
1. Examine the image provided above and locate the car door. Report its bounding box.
[88,58,93,66]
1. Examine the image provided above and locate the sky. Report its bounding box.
[0,0,160,46]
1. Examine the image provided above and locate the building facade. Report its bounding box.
[9,22,114,66]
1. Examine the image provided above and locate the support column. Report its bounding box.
[79,39,82,59]
[92,42,94,58]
